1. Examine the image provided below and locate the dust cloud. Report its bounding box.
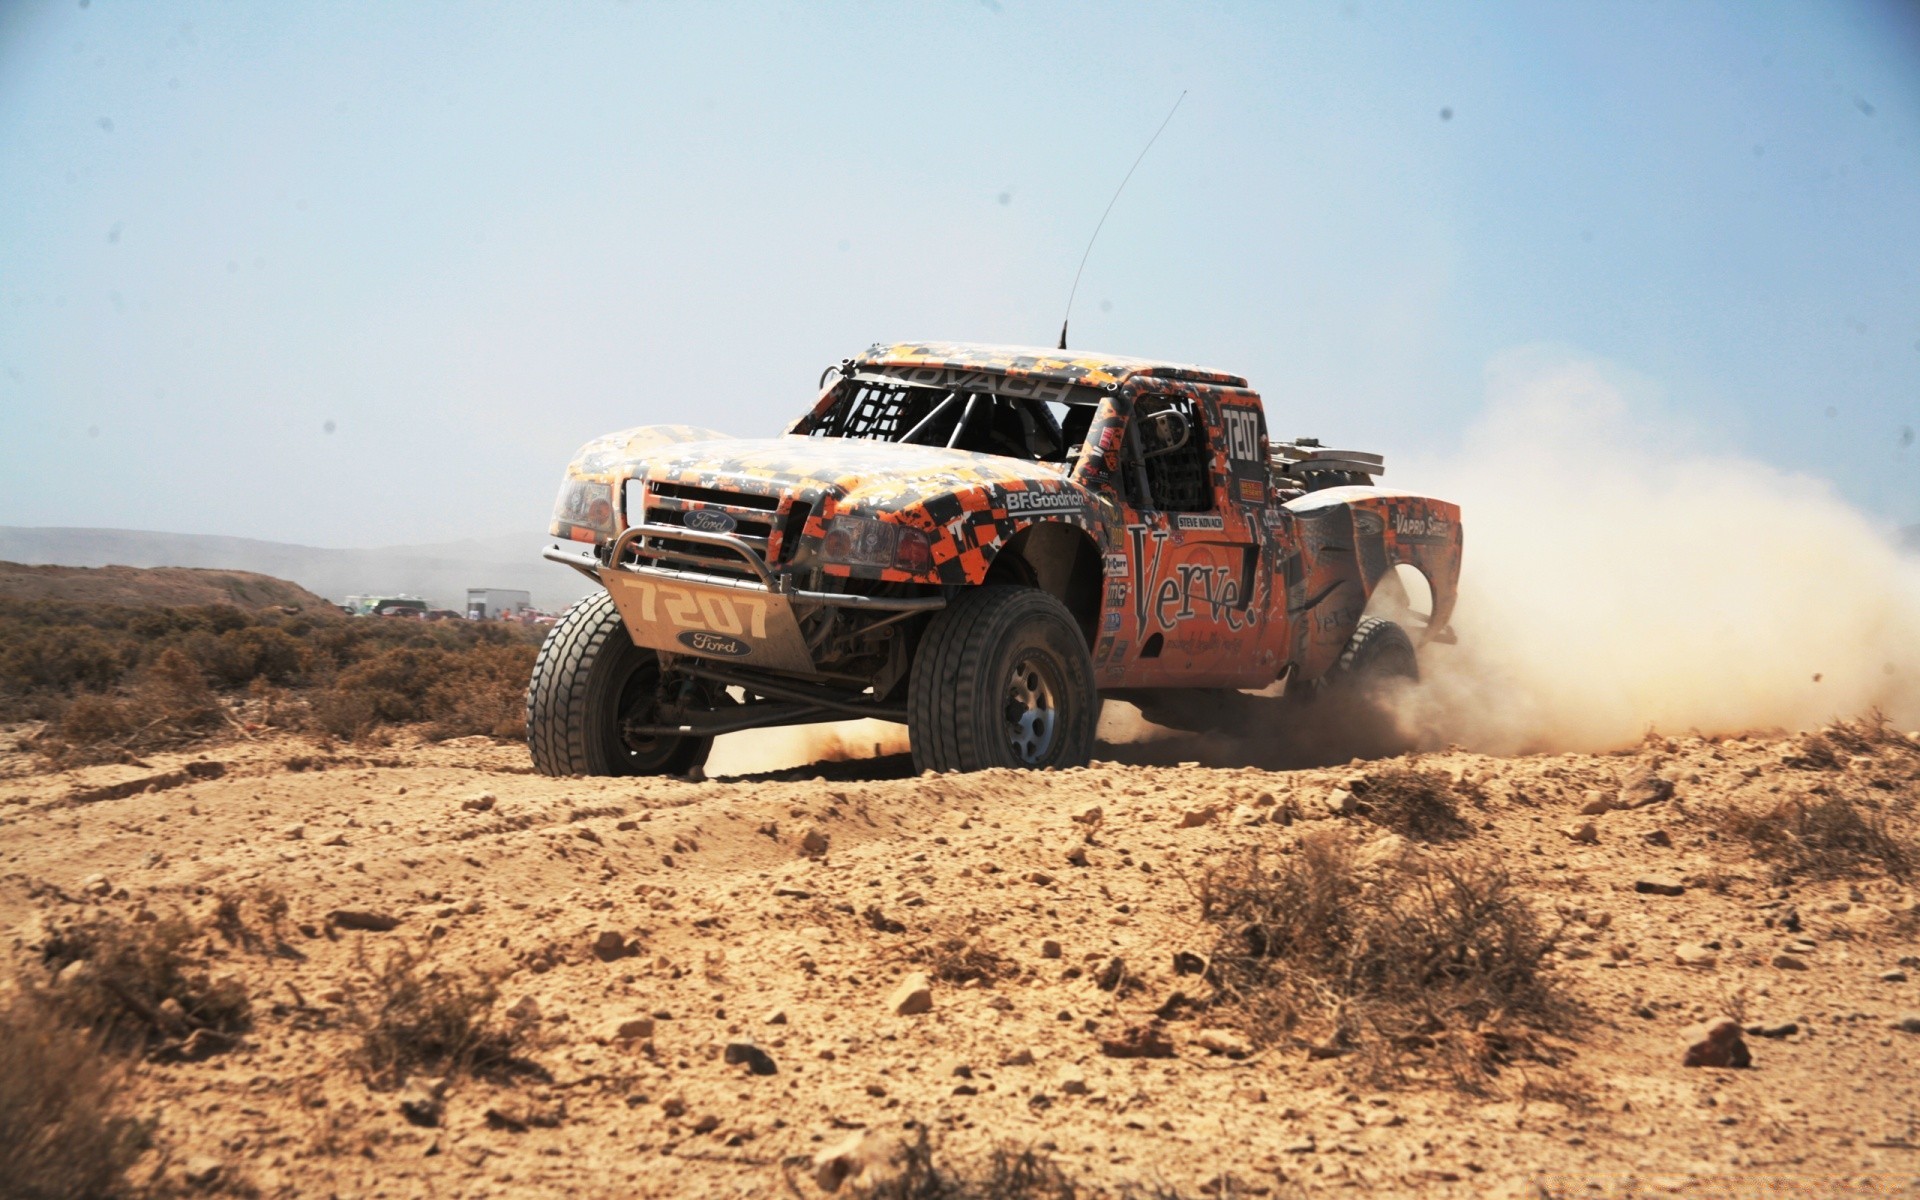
[1396,351,1920,755]
[706,718,909,778]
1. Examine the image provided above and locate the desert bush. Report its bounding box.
[311,641,538,743]
[1721,793,1912,882]
[0,986,150,1200]
[1783,711,1913,770]
[1196,829,1567,1088]
[839,1130,1197,1200]
[38,648,224,765]
[38,909,250,1051]
[914,932,1010,986]
[422,642,538,740]
[1347,765,1474,842]
[348,943,527,1085]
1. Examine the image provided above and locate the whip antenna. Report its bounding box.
[1057,89,1186,351]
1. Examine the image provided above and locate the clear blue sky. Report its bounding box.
[2,0,1915,547]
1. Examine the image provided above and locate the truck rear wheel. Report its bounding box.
[1321,616,1418,755]
[908,586,1097,773]
[526,590,712,777]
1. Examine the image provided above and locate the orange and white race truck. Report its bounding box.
[529,341,1461,776]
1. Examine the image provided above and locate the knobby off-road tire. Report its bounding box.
[908,585,1098,774]
[525,590,711,777]
[1321,615,1419,757]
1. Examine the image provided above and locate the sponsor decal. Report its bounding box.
[1392,512,1452,540]
[1101,611,1123,632]
[1103,553,1129,577]
[678,629,751,657]
[1238,478,1266,503]
[1104,578,1128,607]
[1262,506,1288,528]
[1175,513,1225,531]
[873,364,1075,404]
[1001,489,1081,514]
[615,577,771,638]
[682,508,738,535]
[1126,525,1254,635]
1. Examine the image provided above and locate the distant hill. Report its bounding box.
[0,562,333,610]
[0,527,595,612]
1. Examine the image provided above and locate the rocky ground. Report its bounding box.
[2,714,1918,1199]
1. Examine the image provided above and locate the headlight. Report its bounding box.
[822,515,932,573]
[551,477,615,539]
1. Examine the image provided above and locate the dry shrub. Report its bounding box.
[38,910,250,1051]
[1783,711,1912,769]
[917,933,1011,986]
[40,648,223,764]
[1721,793,1912,882]
[845,1129,1186,1200]
[1348,765,1474,841]
[1196,829,1568,1088]
[0,986,150,1200]
[348,943,528,1085]
[210,887,291,953]
[311,642,536,743]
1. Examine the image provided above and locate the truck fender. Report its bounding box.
[1280,487,1462,682]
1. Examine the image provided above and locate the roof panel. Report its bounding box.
[856,341,1247,390]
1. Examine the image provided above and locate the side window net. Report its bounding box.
[1139,394,1212,513]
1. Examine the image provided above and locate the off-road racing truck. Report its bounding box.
[529,342,1461,776]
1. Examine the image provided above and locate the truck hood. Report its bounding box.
[625,434,1079,513]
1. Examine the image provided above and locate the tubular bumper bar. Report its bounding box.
[592,523,946,613]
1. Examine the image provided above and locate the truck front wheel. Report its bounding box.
[908,586,1098,773]
[526,590,712,777]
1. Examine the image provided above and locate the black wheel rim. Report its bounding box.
[614,658,690,773]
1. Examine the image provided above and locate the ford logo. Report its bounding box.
[678,629,751,657]
[683,509,737,535]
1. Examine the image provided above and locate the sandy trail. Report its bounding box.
[4,720,1918,1199]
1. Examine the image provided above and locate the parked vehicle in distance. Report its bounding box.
[528,341,1461,776]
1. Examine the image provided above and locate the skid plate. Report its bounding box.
[598,569,815,673]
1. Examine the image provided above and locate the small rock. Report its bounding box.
[888,972,933,1016]
[1195,1027,1252,1057]
[80,873,112,896]
[1772,954,1808,971]
[1562,820,1599,845]
[1071,804,1103,825]
[1578,791,1615,816]
[1099,1023,1175,1059]
[1064,846,1089,867]
[1675,943,1719,969]
[1323,787,1357,816]
[1893,1013,1920,1035]
[1040,939,1062,959]
[1635,875,1685,897]
[327,909,401,932]
[1001,1048,1036,1066]
[814,1130,906,1193]
[1095,957,1126,991]
[282,823,305,840]
[319,832,348,847]
[612,1017,655,1041]
[1682,1018,1751,1068]
[575,826,602,845]
[1619,764,1675,808]
[398,1075,447,1127]
[1178,805,1218,828]
[592,930,629,961]
[1642,829,1672,848]
[155,997,189,1035]
[183,1156,224,1189]
[763,1007,788,1025]
[724,1040,778,1076]
[1746,1021,1799,1039]
[1880,970,1909,983]
[462,793,497,812]
[1056,1064,1089,1095]
[505,996,540,1022]
[800,828,830,857]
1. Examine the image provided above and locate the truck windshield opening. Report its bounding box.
[806,376,1091,465]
